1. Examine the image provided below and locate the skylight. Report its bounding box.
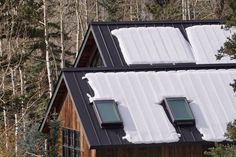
[93,100,123,128]
[164,97,195,125]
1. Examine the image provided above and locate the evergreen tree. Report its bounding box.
[216,0,236,91]
[99,0,123,21]
[146,0,182,20]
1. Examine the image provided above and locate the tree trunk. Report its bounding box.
[19,67,25,138]
[84,0,88,29]
[182,0,187,20]
[15,113,18,157]
[60,1,65,69]
[96,0,99,21]
[0,39,2,57]
[3,107,8,150]
[43,0,53,98]
[75,0,80,58]
[11,68,16,96]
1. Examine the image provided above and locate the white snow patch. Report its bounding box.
[186,25,236,64]
[85,69,236,143]
[111,27,195,65]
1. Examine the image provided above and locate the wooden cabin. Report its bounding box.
[40,20,236,157]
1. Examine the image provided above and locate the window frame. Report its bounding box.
[92,99,123,128]
[163,97,195,125]
[62,128,80,157]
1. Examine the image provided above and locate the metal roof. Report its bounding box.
[85,69,236,143]
[40,63,236,148]
[74,20,222,68]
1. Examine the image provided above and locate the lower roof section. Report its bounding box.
[40,66,236,148]
[85,69,236,143]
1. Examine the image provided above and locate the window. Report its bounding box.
[93,100,123,128]
[62,128,80,157]
[163,97,195,125]
[88,48,104,67]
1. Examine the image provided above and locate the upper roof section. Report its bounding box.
[74,20,236,68]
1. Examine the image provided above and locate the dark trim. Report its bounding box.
[64,63,236,73]
[73,26,93,67]
[90,19,223,26]
[89,140,219,149]
[39,72,65,132]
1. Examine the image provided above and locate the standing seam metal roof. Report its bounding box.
[74,20,222,68]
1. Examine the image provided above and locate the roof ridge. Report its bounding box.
[90,19,223,26]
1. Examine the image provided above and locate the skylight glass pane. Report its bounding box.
[165,98,194,123]
[94,100,122,125]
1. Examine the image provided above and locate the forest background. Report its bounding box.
[0,0,234,156]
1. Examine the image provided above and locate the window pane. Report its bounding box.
[167,99,194,121]
[63,129,68,145]
[75,131,80,148]
[62,128,80,157]
[95,101,121,123]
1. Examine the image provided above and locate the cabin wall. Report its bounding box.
[96,144,210,157]
[58,95,96,157]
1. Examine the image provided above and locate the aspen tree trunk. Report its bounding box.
[15,114,18,157]
[0,40,2,57]
[79,16,85,41]
[75,0,80,57]
[43,0,53,98]
[11,68,18,156]
[187,0,190,20]
[60,0,65,69]
[135,0,139,21]
[11,68,16,96]
[11,68,18,155]
[182,0,186,20]
[3,106,8,150]
[84,0,88,29]
[2,69,8,150]
[192,0,197,19]
[130,0,133,21]
[96,0,99,21]
[19,68,25,138]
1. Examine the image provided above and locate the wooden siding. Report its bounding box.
[58,95,96,157]
[96,144,210,157]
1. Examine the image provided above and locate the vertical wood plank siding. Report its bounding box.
[58,95,96,157]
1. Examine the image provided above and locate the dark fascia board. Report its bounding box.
[39,72,65,132]
[90,139,231,150]
[63,63,236,73]
[73,25,93,68]
[89,19,223,26]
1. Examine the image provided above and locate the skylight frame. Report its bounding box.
[92,99,123,128]
[164,97,195,125]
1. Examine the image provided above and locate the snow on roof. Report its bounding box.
[112,25,236,65]
[186,25,236,64]
[111,27,195,65]
[85,69,236,144]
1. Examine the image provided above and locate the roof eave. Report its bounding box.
[39,72,66,132]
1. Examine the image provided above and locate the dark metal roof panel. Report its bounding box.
[89,20,222,67]
[62,70,213,148]
[63,71,129,148]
